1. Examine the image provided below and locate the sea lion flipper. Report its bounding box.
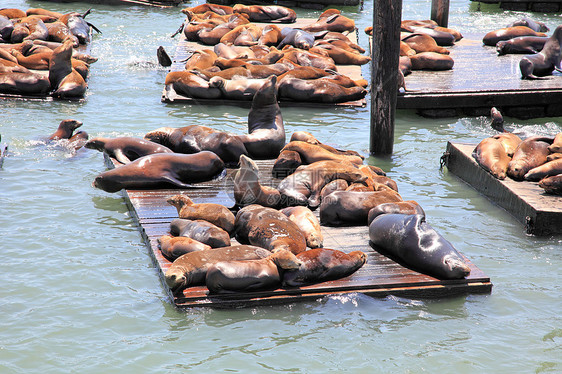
[161,175,195,189]
[113,149,131,165]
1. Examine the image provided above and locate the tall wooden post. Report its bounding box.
[431,0,450,27]
[370,0,402,156]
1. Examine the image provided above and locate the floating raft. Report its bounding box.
[41,0,182,8]
[162,18,366,107]
[444,142,562,236]
[470,0,562,12]
[103,155,491,308]
[397,37,562,119]
[208,0,361,10]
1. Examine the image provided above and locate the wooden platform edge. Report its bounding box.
[444,141,562,236]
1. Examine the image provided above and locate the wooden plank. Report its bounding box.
[103,154,492,308]
[444,142,562,236]
[162,17,367,108]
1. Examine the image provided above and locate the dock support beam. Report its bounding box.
[370,0,402,156]
[431,0,450,27]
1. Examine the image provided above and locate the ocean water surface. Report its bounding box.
[1,0,561,372]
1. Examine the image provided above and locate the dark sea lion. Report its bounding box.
[170,218,231,248]
[272,150,302,178]
[409,52,454,70]
[67,130,89,151]
[401,33,450,54]
[319,190,403,226]
[548,133,562,153]
[0,65,50,95]
[496,36,548,55]
[277,160,367,208]
[538,174,562,195]
[156,46,172,67]
[0,15,14,42]
[277,28,316,50]
[165,71,222,99]
[236,75,286,159]
[234,204,307,254]
[85,137,173,164]
[367,200,425,225]
[280,206,323,248]
[234,155,281,208]
[158,234,211,261]
[369,214,471,279]
[45,21,78,44]
[281,141,364,166]
[407,26,456,46]
[508,17,549,33]
[48,119,82,140]
[524,158,562,181]
[290,131,364,159]
[520,25,562,79]
[167,194,235,235]
[283,248,367,287]
[472,137,511,179]
[206,249,301,294]
[490,107,505,132]
[165,245,271,294]
[0,134,8,168]
[48,38,87,98]
[302,9,355,33]
[483,26,546,46]
[492,132,522,158]
[278,77,367,103]
[233,4,297,23]
[144,125,247,167]
[507,137,552,180]
[92,151,225,193]
[320,179,348,200]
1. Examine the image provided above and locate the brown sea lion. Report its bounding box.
[320,179,349,200]
[401,33,450,55]
[92,151,225,193]
[280,206,323,248]
[184,49,217,70]
[281,141,364,166]
[10,49,50,69]
[547,153,562,162]
[26,8,64,19]
[277,160,367,208]
[181,4,233,16]
[520,25,562,79]
[310,44,371,65]
[302,9,355,33]
[367,201,425,225]
[524,158,562,181]
[290,131,363,159]
[0,9,27,19]
[158,234,211,261]
[258,24,283,46]
[407,26,456,46]
[279,47,337,71]
[0,65,50,95]
[232,4,297,23]
[538,174,562,195]
[48,119,82,140]
[508,17,549,33]
[271,150,302,178]
[278,77,367,103]
[283,248,367,287]
[496,36,548,55]
[483,26,546,46]
[234,155,281,208]
[409,52,454,70]
[236,75,286,159]
[400,41,416,56]
[206,249,301,294]
[45,21,79,45]
[85,137,173,164]
[549,133,562,153]
[220,24,262,46]
[369,214,471,279]
[473,137,511,180]
[165,245,271,294]
[507,136,552,180]
[490,107,505,132]
[319,190,403,226]
[165,71,222,99]
[167,194,235,235]
[209,76,267,100]
[48,38,87,98]
[234,204,307,254]
[170,218,231,248]
[492,132,522,158]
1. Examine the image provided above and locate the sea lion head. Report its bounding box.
[443,254,471,278]
[164,267,188,293]
[519,57,535,79]
[270,250,302,270]
[60,119,83,133]
[238,154,259,176]
[144,127,174,147]
[167,194,194,210]
[496,40,508,55]
[490,107,505,132]
[84,137,106,151]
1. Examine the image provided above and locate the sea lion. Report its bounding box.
[0,134,8,168]
[170,218,231,248]
[409,52,454,70]
[0,64,50,95]
[26,8,64,19]
[48,119,82,140]
[167,194,235,235]
[283,248,367,287]
[548,133,562,153]
[144,125,247,167]
[92,151,225,193]
[490,107,505,132]
[367,201,425,225]
[181,4,233,16]
[10,49,50,70]
[45,21,79,44]
[277,28,316,50]
[271,150,302,178]
[538,174,562,195]
[209,76,266,100]
[279,47,337,71]
[290,131,364,159]
[472,137,511,179]
[233,154,281,208]
[232,5,297,23]
[234,204,307,254]
[165,71,222,99]
[320,179,348,200]
[406,27,456,46]
[508,17,549,33]
[0,15,14,42]
[48,38,87,98]
[519,25,562,79]
[483,26,546,46]
[280,206,323,248]
[496,36,548,55]
[236,75,286,159]
[258,24,283,46]
[276,160,368,208]
[310,44,371,65]
[319,190,403,226]
[158,234,211,261]
[507,136,552,180]
[401,33,450,55]
[206,250,300,294]
[547,153,562,162]
[84,137,173,164]
[302,9,355,33]
[492,132,522,158]
[524,158,562,181]
[220,24,262,46]
[0,9,27,19]
[164,245,271,294]
[184,49,217,70]
[281,141,364,166]
[369,214,471,279]
[278,77,367,103]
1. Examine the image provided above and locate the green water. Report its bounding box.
[0,0,560,372]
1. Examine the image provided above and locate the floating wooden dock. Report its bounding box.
[444,142,562,236]
[103,154,491,308]
[397,37,562,119]
[470,0,562,12]
[208,0,361,10]
[41,0,182,8]
[162,18,367,108]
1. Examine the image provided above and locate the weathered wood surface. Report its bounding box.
[431,0,450,27]
[208,0,361,9]
[397,37,562,118]
[41,0,182,7]
[162,18,367,107]
[445,142,562,236]
[103,154,492,308]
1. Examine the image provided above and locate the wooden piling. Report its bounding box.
[370,0,402,156]
[431,0,450,27]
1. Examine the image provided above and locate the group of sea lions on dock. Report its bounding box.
[473,107,562,194]
[0,7,99,98]
[164,4,369,104]
[482,17,562,79]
